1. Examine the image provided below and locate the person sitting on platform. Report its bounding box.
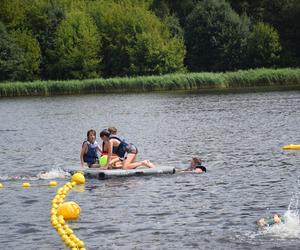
[99,129,155,170]
[80,129,101,168]
[101,127,122,168]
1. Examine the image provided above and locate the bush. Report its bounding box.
[185,0,250,71]
[246,22,281,68]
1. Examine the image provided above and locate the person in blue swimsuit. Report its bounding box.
[80,129,101,168]
[99,129,155,169]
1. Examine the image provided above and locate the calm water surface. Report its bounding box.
[0,91,300,250]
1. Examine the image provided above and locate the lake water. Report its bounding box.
[0,91,300,250]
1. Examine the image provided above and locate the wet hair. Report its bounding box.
[108,127,117,135]
[100,129,111,138]
[87,129,96,138]
[192,157,202,164]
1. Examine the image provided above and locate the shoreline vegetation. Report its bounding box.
[0,68,300,97]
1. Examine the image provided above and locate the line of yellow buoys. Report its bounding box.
[50,173,86,250]
[0,181,58,189]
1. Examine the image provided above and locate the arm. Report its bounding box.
[106,140,113,169]
[80,143,88,168]
[98,141,103,154]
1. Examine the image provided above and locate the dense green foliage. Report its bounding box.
[89,1,185,77]
[1,68,299,97]
[49,10,101,79]
[0,0,299,82]
[247,22,281,68]
[185,0,250,71]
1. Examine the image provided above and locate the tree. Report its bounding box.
[89,1,185,77]
[50,10,101,79]
[151,0,197,27]
[0,22,40,81]
[0,0,30,29]
[269,0,300,66]
[246,22,281,68]
[129,29,185,75]
[9,29,41,80]
[0,22,23,81]
[185,0,250,71]
[24,0,65,79]
[228,0,265,21]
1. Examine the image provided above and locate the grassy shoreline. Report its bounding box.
[0,68,300,97]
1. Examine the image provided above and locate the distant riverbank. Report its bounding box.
[0,68,300,97]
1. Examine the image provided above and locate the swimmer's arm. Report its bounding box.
[175,167,192,173]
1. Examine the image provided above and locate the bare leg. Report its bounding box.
[123,154,155,169]
[143,160,155,168]
[109,157,120,166]
[113,160,123,169]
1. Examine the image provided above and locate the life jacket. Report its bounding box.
[83,140,99,164]
[109,135,129,158]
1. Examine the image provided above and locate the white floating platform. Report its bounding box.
[65,166,176,179]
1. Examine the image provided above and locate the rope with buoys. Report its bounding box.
[50,172,86,250]
[0,181,58,189]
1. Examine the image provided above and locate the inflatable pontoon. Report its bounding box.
[65,166,176,180]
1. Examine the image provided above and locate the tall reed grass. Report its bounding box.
[0,68,299,97]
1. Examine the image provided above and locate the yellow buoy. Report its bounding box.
[0,183,3,188]
[22,182,30,188]
[71,173,85,185]
[57,201,81,220]
[282,144,300,150]
[48,181,58,187]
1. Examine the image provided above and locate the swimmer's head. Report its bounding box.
[191,157,203,169]
[192,157,202,164]
[257,218,267,227]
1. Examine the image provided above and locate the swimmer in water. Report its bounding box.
[257,213,285,227]
[177,157,207,173]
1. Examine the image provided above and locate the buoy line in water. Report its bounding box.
[0,181,58,188]
[50,173,86,250]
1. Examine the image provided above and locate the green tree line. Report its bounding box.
[0,0,299,82]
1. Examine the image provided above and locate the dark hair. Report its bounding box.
[192,157,202,164]
[100,129,110,138]
[108,127,117,134]
[87,129,96,138]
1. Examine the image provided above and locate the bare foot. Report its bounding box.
[144,160,155,168]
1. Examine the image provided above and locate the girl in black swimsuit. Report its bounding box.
[100,129,155,170]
